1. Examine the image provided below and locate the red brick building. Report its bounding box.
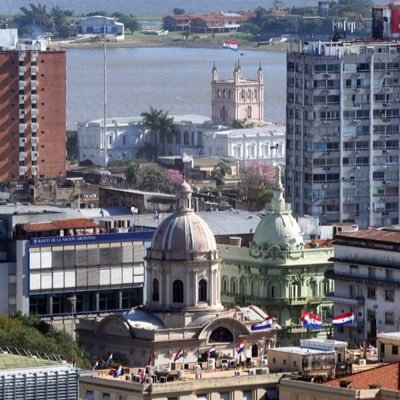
[0,48,66,182]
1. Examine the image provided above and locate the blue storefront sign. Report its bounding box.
[29,230,155,247]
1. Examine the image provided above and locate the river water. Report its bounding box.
[66,47,286,129]
[2,0,321,15]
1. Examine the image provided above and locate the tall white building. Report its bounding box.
[327,229,400,345]
[203,124,285,163]
[286,40,400,229]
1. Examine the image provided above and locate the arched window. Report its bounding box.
[223,89,226,98]
[198,279,207,302]
[241,89,245,99]
[217,89,221,98]
[240,279,246,296]
[175,131,181,144]
[231,278,237,294]
[173,280,184,303]
[209,327,233,343]
[152,279,159,302]
[222,277,228,293]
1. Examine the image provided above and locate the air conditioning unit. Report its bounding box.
[234,370,241,377]
[323,73,331,78]
[359,358,367,366]
[249,369,256,376]
[352,120,361,124]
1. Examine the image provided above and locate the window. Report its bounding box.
[242,391,252,400]
[85,391,94,400]
[152,279,159,302]
[393,345,398,355]
[102,394,111,400]
[198,279,207,302]
[368,267,376,278]
[220,393,230,400]
[209,327,233,343]
[367,287,376,299]
[119,397,128,400]
[385,312,395,325]
[184,131,189,145]
[173,280,184,303]
[385,289,394,302]
[247,106,252,119]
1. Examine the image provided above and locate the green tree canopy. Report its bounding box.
[328,0,373,18]
[173,8,186,15]
[0,313,89,368]
[136,165,175,194]
[213,162,232,188]
[125,159,139,187]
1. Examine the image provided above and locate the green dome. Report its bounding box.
[253,166,304,251]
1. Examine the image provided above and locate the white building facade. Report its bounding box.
[203,124,285,163]
[327,229,400,345]
[78,16,125,40]
[78,115,211,166]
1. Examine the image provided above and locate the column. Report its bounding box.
[194,270,199,306]
[185,271,191,306]
[118,290,123,309]
[95,292,100,311]
[165,271,170,306]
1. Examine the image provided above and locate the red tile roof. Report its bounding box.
[326,362,400,390]
[336,229,400,244]
[22,218,97,232]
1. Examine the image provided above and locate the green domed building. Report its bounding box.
[219,166,334,343]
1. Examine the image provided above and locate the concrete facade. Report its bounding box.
[211,64,264,125]
[203,125,285,162]
[286,40,400,229]
[78,115,211,167]
[78,16,125,40]
[327,229,400,345]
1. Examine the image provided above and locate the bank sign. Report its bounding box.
[29,231,155,247]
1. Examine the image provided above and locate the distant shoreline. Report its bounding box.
[50,34,288,52]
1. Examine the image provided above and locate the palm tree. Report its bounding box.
[141,107,176,158]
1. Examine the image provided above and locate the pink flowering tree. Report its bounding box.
[240,160,276,198]
[164,169,192,187]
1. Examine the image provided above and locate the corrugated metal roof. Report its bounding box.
[336,229,400,243]
[22,218,97,232]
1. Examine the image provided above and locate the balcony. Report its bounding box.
[19,166,25,176]
[31,65,38,74]
[31,94,38,104]
[31,123,38,133]
[19,110,25,120]
[19,152,25,162]
[31,166,38,176]
[325,293,364,306]
[18,52,26,62]
[31,137,38,146]
[18,81,26,90]
[18,95,25,104]
[18,66,25,75]
[31,109,38,118]
[31,52,38,62]
[19,124,26,134]
[31,81,38,91]
[19,138,26,147]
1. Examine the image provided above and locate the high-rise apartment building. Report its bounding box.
[286,40,400,229]
[0,40,66,181]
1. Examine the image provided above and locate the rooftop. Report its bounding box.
[326,362,400,391]
[377,332,400,341]
[204,124,285,139]
[269,347,335,356]
[335,229,400,244]
[22,218,98,232]
[0,352,60,370]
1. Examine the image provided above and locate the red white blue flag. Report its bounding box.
[301,311,323,329]
[236,339,245,354]
[174,347,184,361]
[106,353,113,366]
[332,312,355,326]
[113,365,123,378]
[92,360,99,371]
[251,316,273,331]
[223,40,239,51]
[207,345,216,359]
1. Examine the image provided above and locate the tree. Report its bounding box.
[125,159,139,187]
[136,165,175,194]
[213,162,232,188]
[257,187,274,208]
[231,119,255,129]
[14,3,53,36]
[66,130,78,161]
[141,107,176,158]
[328,0,373,19]
[0,313,90,368]
[51,6,76,38]
[114,14,141,33]
[173,8,186,15]
[240,160,275,198]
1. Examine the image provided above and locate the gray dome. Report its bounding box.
[148,181,217,261]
